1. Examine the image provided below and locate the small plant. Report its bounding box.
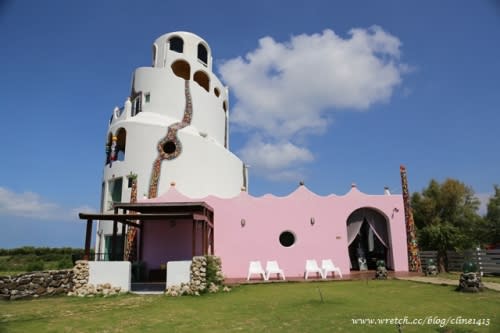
[205,256,224,287]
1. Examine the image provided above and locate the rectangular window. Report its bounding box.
[108,177,123,210]
[145,93,150,103]
[104,235,124,261]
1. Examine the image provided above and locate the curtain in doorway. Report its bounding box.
[347,209,364,246]
[364,210,389,248]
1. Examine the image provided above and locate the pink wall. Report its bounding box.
[141,218,203,271]
[143,184,409,279]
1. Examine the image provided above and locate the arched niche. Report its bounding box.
[194,70,210,92]
[171,60,191,80]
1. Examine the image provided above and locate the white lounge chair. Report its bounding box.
[304,259,324,279]
[247,261,267,281]
[322,259,343,279]
[265,260,286,280]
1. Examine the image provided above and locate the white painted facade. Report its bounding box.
[166,260,192,288]
[96,32,247,253]
[88,261,131,292]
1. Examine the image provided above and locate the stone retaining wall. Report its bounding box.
[166,255,229,296]
[0,269,73,300]
[0,260,126,300]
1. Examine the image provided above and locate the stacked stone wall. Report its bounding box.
[0,269,73,300]
[165,255,229,296]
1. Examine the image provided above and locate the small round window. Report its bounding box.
[279,231,296,247]
[162,141,177,154]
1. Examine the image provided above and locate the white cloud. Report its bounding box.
[0,187,94,221]
[475,192,492,216]
[219,26,407,180]
[240,136,313,181]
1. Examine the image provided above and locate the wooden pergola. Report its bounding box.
[79,202,214,261]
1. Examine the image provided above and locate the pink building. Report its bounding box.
[137,183,409,279]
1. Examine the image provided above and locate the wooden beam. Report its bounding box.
[79,212,200,222]
[84,219,93,260]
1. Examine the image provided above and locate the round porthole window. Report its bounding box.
[162,141,177,154]
[279,231,296,247]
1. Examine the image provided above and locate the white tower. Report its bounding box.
[97,32,247,252]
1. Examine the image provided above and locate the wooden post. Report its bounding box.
[121,222,126,260]
[192,220,196,257]
[111,207,118,261]
[84,219,93,260]
[210,225,214,255]
[202,222,206,255]
[121,208,127,260]
[139,221,143,263]
[112,220,118,261]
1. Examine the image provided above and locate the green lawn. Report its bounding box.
[438,272,500,284]
[0,280,498,333]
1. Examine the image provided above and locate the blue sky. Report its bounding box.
[0,0,499,248]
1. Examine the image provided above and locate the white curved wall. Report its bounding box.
[132,67,227,146]
[153,31,213,71]
[103,120,244,200]
[97,31,244,254]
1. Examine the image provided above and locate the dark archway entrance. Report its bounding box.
[346,208,392,270]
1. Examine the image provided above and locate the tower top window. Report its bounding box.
[169,37,184,53]
[197,43,208,65]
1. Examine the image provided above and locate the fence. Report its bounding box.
[420,249,500,275]
[72,252,125,264]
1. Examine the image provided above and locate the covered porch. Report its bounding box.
[79,202,214,283]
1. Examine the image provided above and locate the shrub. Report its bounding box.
[205,255,224,286]
[26,261,44,272]
[57,259,73,269]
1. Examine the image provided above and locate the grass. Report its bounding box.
[437,272,500,284]
[1,280,498,333]
[0,254,73,275]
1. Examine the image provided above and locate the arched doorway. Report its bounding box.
[346,208,392,270]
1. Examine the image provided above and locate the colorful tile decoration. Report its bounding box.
[124,176,138,261]
[148,80,193,199]
[400,165,422,272]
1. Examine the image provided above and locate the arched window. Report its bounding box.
[169,36,184,53]
[214,87,220,97]
[223,100,228,112]
[197,43,208,65]
[193,70,210,92]
[152,44,157,67]
[171,60,190,80]
[116,128,127,161]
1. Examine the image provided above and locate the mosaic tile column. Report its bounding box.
[124,177,138,261]
[400,165,422,272]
